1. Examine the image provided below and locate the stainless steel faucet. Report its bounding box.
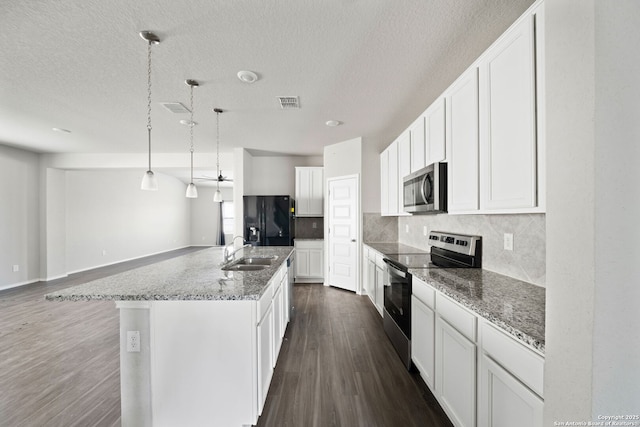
[223,236,251,263]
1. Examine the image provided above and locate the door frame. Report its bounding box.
[325,174,362,294]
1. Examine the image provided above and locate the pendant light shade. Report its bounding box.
[141,170,158,191]
[140,31,160,191]
[184,79,199,198]
[213,108,224,203]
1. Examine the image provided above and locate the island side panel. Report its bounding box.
[116,301,153,427]
[150,300,258,427]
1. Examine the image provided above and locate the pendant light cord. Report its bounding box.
[189,84,195,183]
[146,40,153,172]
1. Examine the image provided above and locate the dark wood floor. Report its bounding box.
[0,248,452,427]
[257,284,453,427]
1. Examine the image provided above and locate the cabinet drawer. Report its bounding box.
[295,240,323,250]
[480,321,544,397]
[412,276,435,309]
[375,252,385,268]
[257,281,274,322]
[436,293,477,341]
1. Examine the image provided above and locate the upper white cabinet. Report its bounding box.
[295,167,324,217]
[397,131,411,211]
[409,116,426,172]
[479,12,537,210]
[380,149,390,216]
[425,97,446,165]
[446,68,480,213]
[380,133,411,216]
[379,1,545,215]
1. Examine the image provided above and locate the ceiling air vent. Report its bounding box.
[160,102,191,114]
[277,96,300,109]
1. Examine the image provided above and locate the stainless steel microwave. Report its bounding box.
[403,163,447,214]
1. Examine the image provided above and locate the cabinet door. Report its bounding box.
[257,304,273,413]
[295,248,309,279]
[309,168,324,216]
[478,354,543,427]
[425,97,446,164]
[397,131,411,214]
[295,168,310,216]
[411,295,436,390]
[436,317,476,427]
[367,258,376,306]
[380,149,390,216]
[479,14,537,210]
[272,285,284,365]
[374,264,385,316]
[446,68,480,212]
[410,116,426,172]
[387,141,399,216]
[308,249,324,278]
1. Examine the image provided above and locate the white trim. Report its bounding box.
[0,278,41,291]
[115,301,153,310]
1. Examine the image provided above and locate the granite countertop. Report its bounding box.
[365,241,545,353]
[45,246,294,302]
[409,268,545,353]
[365,242,429,255]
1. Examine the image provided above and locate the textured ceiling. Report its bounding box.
[0,0,534,165]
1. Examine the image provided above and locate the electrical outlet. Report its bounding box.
[504,233,514,251]
[405,224,409,233]
[312,222,317,229]
[102,250,107,256]
[12,265,19,272]
[423,226,428,236]
[127,331,140,353]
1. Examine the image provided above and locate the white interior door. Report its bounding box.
[328,176,359,292]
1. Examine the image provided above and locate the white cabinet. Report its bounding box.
[363,245,385,316]
[478,355,543,427]
[409,116,426,172]
[294,240,324,282]
[435,293,477,427]
[272,282,284,363]
[446,67,480,213]
[387,141,399,215]
[398,131,411,212]
[478,320,544,427]
[411,289,436,389]
[380,149,390,215]
[295,167,324,217]
[425,97,446,165]
[257,299,273,414]
[479,13,537,210]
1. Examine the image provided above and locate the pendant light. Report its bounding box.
[140,31,160,191]
[213,108,223,203]
[185,79,199,198]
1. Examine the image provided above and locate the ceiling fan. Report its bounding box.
[196,172,233,183]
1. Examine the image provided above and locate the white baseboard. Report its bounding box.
[0,278,40,292]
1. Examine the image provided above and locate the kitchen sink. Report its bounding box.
[221,264,267,271]
[235,257,276,265]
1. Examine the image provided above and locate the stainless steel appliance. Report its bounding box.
[243,195,295,246]
[403,163,447,214]
[383,231,482,369]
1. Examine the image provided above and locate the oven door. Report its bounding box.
[383,259,412,338]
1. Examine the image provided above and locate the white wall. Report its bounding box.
[544,0,640,422]
[190,187,233,246]
[0,145,40,289]
[65,170,190,273]
[361,139,382,213]
[323,137,362,180]
[248,155,322,196]
[42,168,67,280]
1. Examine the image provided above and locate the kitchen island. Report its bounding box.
[46,246,294,427]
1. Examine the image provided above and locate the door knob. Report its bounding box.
[351,239,356,242]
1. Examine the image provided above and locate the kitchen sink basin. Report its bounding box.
[221,264,267,271]
[235,257,276,265]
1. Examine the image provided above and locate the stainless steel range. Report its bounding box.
[382,231,482,369]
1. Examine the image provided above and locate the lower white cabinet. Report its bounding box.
[294,240,324,282]
[363,245,386,316]
[410,276,545,427]
[478,354,543,427]
[257,302,273,414]
[435,317,477,427]
[411,294,436,389]
[272,282,284,364]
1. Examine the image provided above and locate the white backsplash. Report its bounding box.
[398,213,546,287]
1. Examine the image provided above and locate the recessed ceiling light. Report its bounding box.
[237,70,258,84]
[52,127,71,133]
[179,119,197,126]
[325,120,342,127]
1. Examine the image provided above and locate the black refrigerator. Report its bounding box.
[243,195,295,246]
